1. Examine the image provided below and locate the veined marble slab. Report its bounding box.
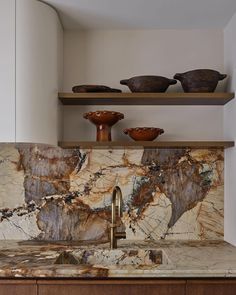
[0,144,224,241]
[0,240,235,278]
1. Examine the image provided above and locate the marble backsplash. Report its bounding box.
[0,143,224,241]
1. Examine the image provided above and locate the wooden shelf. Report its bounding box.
[58,92,234,106]
[58,141,234,149]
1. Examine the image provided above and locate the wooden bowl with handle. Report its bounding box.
[124,127,164,141]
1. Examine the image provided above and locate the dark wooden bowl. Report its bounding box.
[174,69,227,93]
[123,127,164,141]
[72,85,122,93]
[120,76,177,93]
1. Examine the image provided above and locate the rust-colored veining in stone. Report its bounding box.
[0,144,224,241]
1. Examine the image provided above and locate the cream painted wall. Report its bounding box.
[224,13,236,246]
[0,0,15,142]
[63,105,223,142]
[16,0,63,145]
[62,29,225,141]
[63,30,225,92]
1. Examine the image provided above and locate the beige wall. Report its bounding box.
[63,29,224,92]
[62,29,225,141]
[224,12,236,246]
[62,105,223,142]
[0,0,15,142]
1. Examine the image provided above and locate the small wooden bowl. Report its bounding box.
[124,127,164,141]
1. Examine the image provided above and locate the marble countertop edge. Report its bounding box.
[0,240,236,278]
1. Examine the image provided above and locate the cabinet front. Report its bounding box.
[186,279,236,295]
[38,280,186,295]
[0,280,37,295]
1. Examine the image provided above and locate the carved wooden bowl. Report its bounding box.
[174,69,227,93]
[83,111,124,141]
[124,127,164,141]
[84,111,124,126]
[120,76,177,92]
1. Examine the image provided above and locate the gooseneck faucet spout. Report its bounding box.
[110,186,126,249]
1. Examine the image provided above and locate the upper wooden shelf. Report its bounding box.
[58,141,234,149]
[58,92,235,106]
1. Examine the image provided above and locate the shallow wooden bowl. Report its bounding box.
[83,110,124,126]
[124,127,164,141]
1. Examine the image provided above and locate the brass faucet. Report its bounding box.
[110,186,126,249]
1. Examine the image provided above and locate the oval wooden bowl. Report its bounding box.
[120,76,177,93]
[124,127,164,141]
[174,69,227,93]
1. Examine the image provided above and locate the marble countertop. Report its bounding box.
[0,240,236,278]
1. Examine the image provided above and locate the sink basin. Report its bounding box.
[55,251,80,265]
[55,249,168,267]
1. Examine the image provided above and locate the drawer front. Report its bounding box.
[38,280,186,295]
[187,279,236,295]
[0,280,37,295]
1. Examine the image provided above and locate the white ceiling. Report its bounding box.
[43,0,236,30]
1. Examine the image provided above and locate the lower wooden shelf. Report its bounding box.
[58,141,234,149]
